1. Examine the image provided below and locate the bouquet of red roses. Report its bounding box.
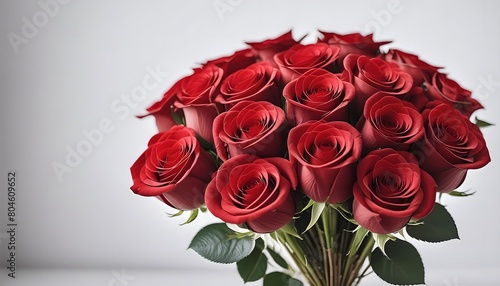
[129,31,491,285]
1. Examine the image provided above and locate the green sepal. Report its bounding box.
[475,116,494,128]
[302,201,325,234]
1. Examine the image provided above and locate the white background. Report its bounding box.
[1,0,499,285]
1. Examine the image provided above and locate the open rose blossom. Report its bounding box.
[215,62,282,108]
[318,31,391,61]
[130,125,217,210]
[213,101,286,161]
[274,43,340,83]
[174,65,224,143]
[353,149,436,234]
[205,154,297,233]
[283,68,355,126]
[424,72,483,117]
[343,54,413,113]
[246,30,304,65]
[412,102,491,192]
[288,121,362,204]
[357,93,424,151]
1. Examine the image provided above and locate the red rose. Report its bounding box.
[174,65,224,143]
[358,93,424,151]
[130,125,217,210]
[213,101,286,161]
[205,154,297,233]
[318,31,391,61]
[288,121,362,204]
[202,48,256,76]
[215,62,282,108]
[246,30,304,65]
[274,43,340,83]
[382,49,441,86]
[343,54,413,113]
[283,68,355,126]
[412,103,490,192]
[353,149,436,234]
[137,80,181,132]
[425,72,483,117]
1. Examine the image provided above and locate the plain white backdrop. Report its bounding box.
[1,0,499,285]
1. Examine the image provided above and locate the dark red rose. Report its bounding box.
[353,149,436,234]
[343,54,413,113]
[205,154,297,233]
[174,65,224,143]
[215,61,282,108]
[246,30,305,65]
[402,86,429,112]
[318,31,391,61]
[130,125,216,210]
[412,103,490,192]
[382,49,441,86]
[202,48,256,76]
[283,68,355,126]
[357,93,424,151]
[274,43,340,83]
[213,101,286,161]
[424,72,483,117]
[288,121,362,204]
[137,80,181,132]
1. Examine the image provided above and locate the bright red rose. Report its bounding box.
[215,62,282,108]
[202,48,256,76]
[283,68,355,126]
[424,72,483,117]
[137,80,181,132]
[343,54,413,113]
[213,101,286,161]
[130,125,217,210]
[288,121,362,204]
[353,149,436,234]
[358,93,424,151]
[382,49,441,86]
[274,43,340,83]
[318,31,391,61]
[412,103,491,192]
[174,65,223,143]
[246,30,304,65]
[205,154,297,233]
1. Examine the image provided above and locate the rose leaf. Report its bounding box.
[406,203,459,243]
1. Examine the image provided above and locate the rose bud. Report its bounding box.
[130,125,217,210]
[288,120,362,204]
[283,68,355,126]
[205,154,297,233]
[412,102,491,192]
[357,93,424,151]
[274,43,340,83]
[353,149,436,234]
[215,62,282,109]
[213,101,286,161]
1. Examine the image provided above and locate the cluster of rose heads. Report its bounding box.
[130,31,490,235]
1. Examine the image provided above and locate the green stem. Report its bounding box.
[282,232,323,286]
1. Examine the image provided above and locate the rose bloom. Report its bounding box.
[205,154,297,233]
[283,68,355,126]
[246,30,304,65]
[412,102,490,192]
[137,80,181,132]
[274,43,340,83]
[215,61,282,108]
[343,54,413,113]
[173,65,224,143]
[288,120,362,204]
[357,93,424,151]
[382,49,441,86]
[353,149,436,234]
[318,31,391,61]
[424,72,483,117]
[130,125,216,210]
[213,101,286,161]
[202,48,256,76]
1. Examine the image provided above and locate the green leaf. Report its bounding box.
[263,272,303,286]
[237,239,267,282]
[407,203,459,243]
[171,106,184,125]
[189,223,255,264]
[303,201,325,233]
[180,209,198,225]
[371,239,425,285]
[196,133,215,151]
[267,247,288,269]
[447,189,475,197]
[475,116,494,128]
